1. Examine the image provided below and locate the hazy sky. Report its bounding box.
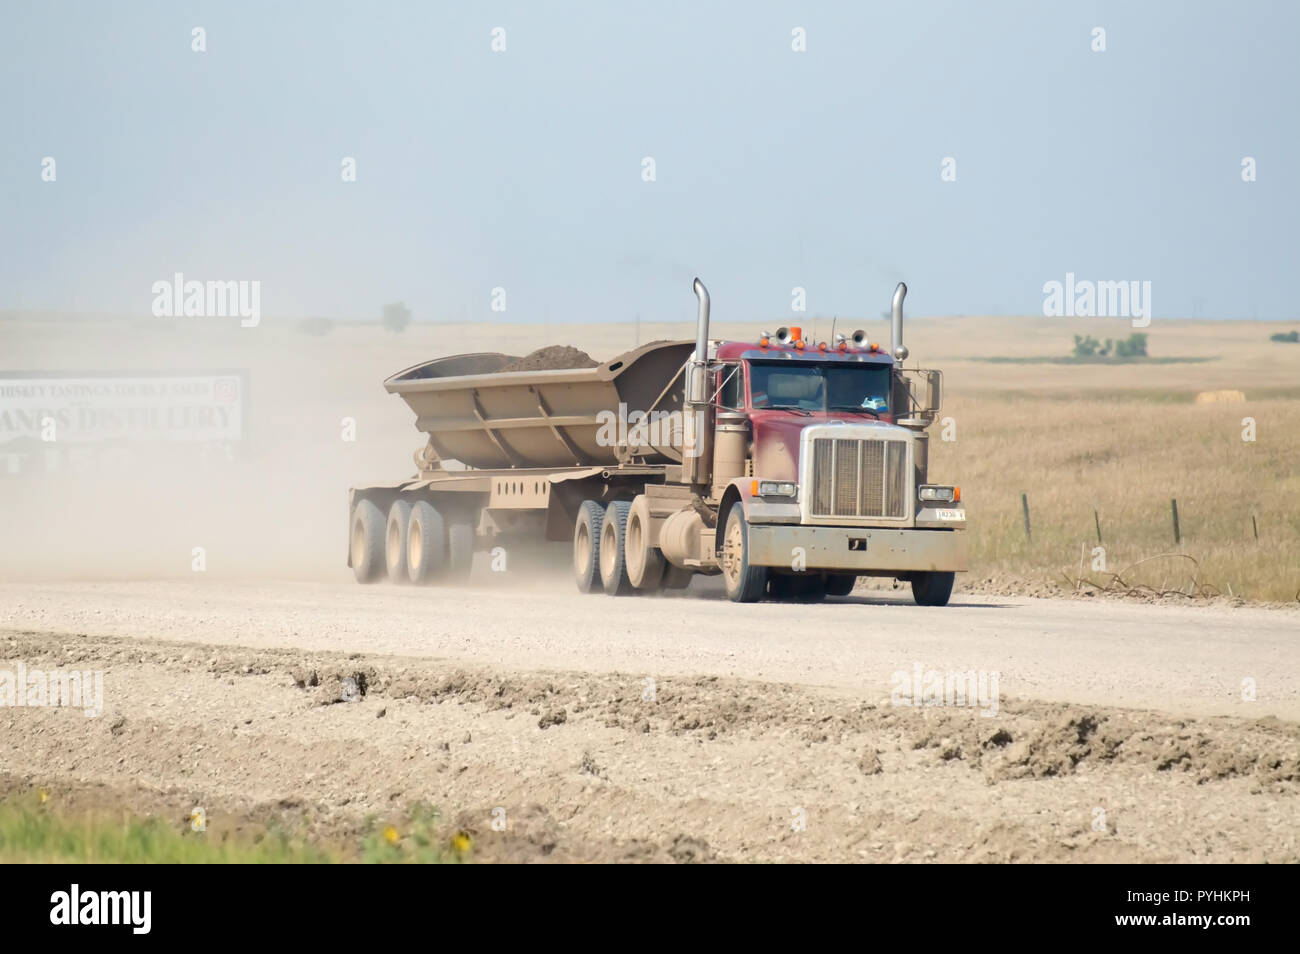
[2,1,1296,324]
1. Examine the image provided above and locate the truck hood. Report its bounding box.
[751,412,908,482]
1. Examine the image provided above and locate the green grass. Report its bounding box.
[0,794,463,864]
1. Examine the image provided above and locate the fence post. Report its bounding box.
[1021,493,1031,542]
[1171,498,1181,546]
[1093,508,1103,544]
[1252,513,1259,542]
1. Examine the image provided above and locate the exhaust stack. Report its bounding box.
[692,277,711,378]
[683,277,712,485]
[891,282,908,362]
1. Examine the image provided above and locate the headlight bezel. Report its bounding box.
[757,480,799,499]
[918,484,959,503]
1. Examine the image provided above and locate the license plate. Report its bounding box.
[934,509,964,521]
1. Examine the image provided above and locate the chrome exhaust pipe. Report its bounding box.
[684,277,712,486]
[686,277,710,404]
[891,282,909,362]
[692,277,711,372]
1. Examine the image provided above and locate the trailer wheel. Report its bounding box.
[446,519,475,580]
[407,500,446,584]
[599,501,635,596]
[825,573,857,597]
[573,500,605,593]
[624,497,665,591]
[911,571,955,607]
[720,506,767,603]
[385,499,412,584]
[350,498,386,584]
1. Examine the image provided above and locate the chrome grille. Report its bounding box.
[810,437,908,519]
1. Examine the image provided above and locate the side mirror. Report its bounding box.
[924,370,942,414]
[894,369,942,425]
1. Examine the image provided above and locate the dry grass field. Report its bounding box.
[2,310,1297,600]
[916,317,1300,602]
[931,393,1300,600]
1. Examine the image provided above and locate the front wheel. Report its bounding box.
[911,571,955,607]
[720,506,767,603]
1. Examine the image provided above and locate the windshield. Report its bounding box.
[748,361,890,414]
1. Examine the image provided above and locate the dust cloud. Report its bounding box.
[0,315,585,582]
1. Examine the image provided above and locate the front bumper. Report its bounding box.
[745,525,967,573]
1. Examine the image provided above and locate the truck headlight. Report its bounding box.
[919,485,960,503]
[758,480,798,499]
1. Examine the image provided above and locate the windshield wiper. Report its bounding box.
[765,404,812,416]
[828,405,882,418]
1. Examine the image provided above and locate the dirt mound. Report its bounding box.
[499,346,599,373]
[6,627,1300,862]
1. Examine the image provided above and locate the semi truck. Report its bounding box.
[348,280,966,604]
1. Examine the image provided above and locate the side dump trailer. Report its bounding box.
[349,280,966,605]
[383,340,695,469]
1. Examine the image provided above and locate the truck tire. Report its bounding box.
[720,506,767,603]
[446,519,475,580]
[573,500,605,593]
[911,571,955,607]
[385,499,412,584]
[624,497,665,591]
[350,498,385,584]
[825,573,857,597]
[599,500,635,596]
[407,500,446,584]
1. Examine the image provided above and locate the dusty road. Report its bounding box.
[1,578,1297,862]
[3,578,1297,718]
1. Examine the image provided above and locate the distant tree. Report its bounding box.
[1115,332,1148,358]
[1269,330,1300,343]
[381,302,412,333]
[1073,332,1146,359]
[1072,334,1100,358]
